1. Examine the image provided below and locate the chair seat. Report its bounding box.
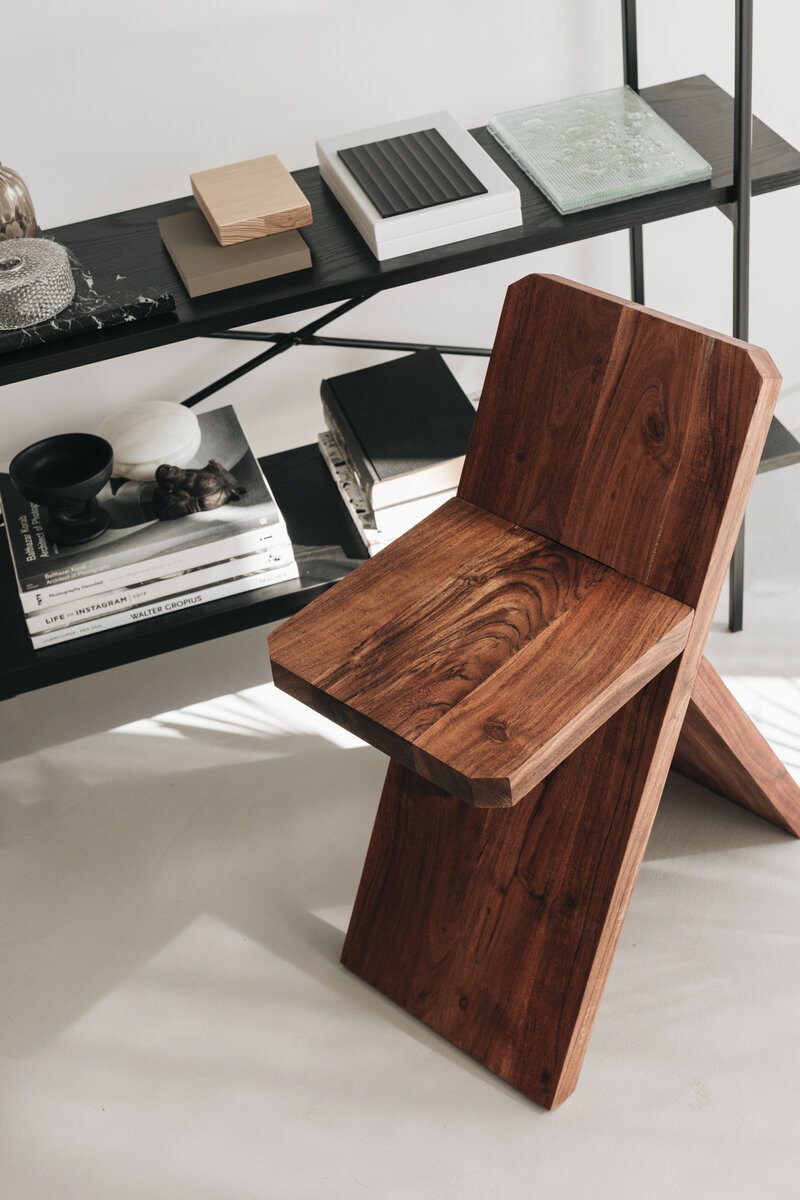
[269,497,693,806]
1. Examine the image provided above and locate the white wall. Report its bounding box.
[3,0,800,463]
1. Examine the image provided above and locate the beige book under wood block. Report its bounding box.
[190,155,313,245]
[158,209,311,297]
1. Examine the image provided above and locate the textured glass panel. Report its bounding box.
[488,85,712,214]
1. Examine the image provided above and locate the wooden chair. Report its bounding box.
[268,275,800,1109]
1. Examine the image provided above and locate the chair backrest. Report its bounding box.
[458,274,781,608]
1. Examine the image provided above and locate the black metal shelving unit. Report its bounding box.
[622,0,762,631]
[1,4,798,700]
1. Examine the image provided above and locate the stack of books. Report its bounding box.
[158,154,313,296]
[316,350,476,555]
[0,405,299,649]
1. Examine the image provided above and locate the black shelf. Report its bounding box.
[3,417,795,700]
[1,76,799,389]
[2,71,799,698]
[0,445,366,700]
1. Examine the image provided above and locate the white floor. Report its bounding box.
[1,451,799,1200]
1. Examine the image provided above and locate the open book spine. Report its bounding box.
[320,381,377,503]
[317,432,384,556]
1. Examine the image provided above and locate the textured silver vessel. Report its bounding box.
[0,239,75,330]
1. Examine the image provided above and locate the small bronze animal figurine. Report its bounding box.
[152,458,246,520]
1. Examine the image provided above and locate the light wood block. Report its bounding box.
[190,155,312,246]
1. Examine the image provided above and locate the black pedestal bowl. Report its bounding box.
[9,433,114,546]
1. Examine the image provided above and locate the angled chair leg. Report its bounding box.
[341,653,799,1111]
[342,665,683,1110]
[674,656,800,836]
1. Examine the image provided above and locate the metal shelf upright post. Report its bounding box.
[621,0,755,631]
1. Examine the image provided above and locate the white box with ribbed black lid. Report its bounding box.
[316,111,521,260]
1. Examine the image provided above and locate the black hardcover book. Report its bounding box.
[319,350,475,509]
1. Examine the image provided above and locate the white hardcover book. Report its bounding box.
[318,430,454,538]
[30,561,300,649]
[316,111,521,260]
[372,488,456,536]
[26,542,294,634]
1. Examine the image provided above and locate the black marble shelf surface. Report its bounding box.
[0,446,366,701]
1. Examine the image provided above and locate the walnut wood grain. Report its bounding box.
[458,274,773,607]
[269,498,692,807]
[342,674,674,1109]
[674,657,800,836]
[342,654,799,1113]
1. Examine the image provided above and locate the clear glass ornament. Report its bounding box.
[0,162,39,239]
